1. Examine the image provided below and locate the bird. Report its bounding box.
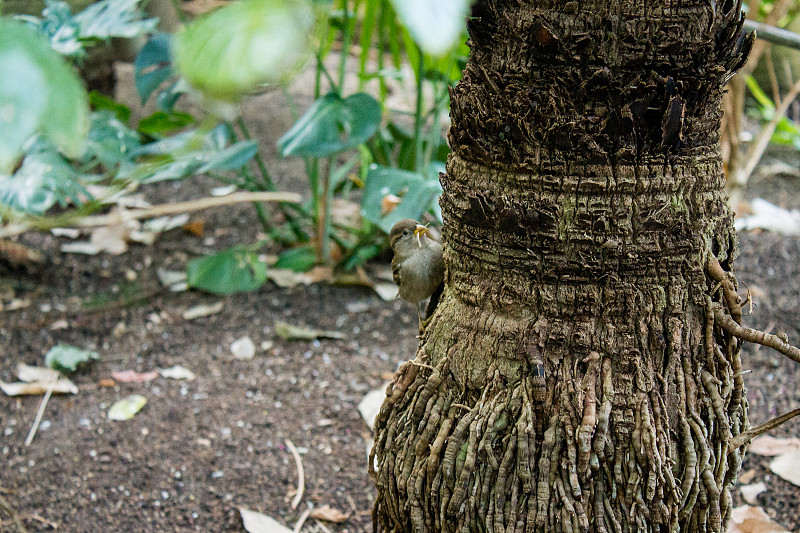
[389,219,444,333]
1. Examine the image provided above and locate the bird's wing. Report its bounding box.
[391,256,402,286]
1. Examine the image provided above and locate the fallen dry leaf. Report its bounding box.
[98,379,116,387]
[182,301,224,320]
[238,507,292,533]
[748,435,800,456]
[359,386,388,432]
[768,449,800,487]
[269,266,333,288]
[158,365,196,381]
[728,505,790,533]
[183,219,205,237]
[274,321,345,341]
[0,380,78,396]
[310,505,348,523]
[381,193,401,216]
[17,363,60,383]
[111,370,159,383]
[739,482,767,505]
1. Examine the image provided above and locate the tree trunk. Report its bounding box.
[372,1,754,532]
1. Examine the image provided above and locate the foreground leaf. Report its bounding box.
[187,247,268,294]
[0,149,87,214]
[175,0,314,102]
[0,18,89,173]
[389,0,470,55]
[278,92,381,157]
[769,449,800,487]
[44,344,99,373]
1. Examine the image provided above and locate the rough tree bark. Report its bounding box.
[371,1,756,532]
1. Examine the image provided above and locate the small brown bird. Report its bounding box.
[389,219,444,332]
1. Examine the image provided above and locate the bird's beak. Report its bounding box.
[414,225,429,247]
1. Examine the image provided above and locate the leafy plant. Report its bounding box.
[45,344,99,372]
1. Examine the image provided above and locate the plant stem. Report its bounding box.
[338,0,352,90]
[413,48,425,172]
[320,156,335,263]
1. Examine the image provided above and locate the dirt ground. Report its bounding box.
[2,66,800,532]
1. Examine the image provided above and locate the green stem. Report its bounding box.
[412,49,425,172]
[320,156,335,263]
[338,0,352,90]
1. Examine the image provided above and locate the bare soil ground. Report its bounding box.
[1,67,799,533]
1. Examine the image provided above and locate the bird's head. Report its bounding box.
[389,219,430,254]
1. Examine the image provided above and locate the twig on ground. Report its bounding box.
[293,505,313,533]
[0,191,302,239]
[285,439,305,510]
[730,408,800,449]
[24,376,56,446]
[0,493,28,533]
[314,518,334,533]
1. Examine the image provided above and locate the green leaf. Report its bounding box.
[278,92,381,157]
[273,245,317,272]
[137,111,195,137]
[361,164,442,233]
[389,0,470,55]
[16,1,84,57]
[134,33,174,105]
[74,0,158,39]
[174,0,314,102]
[45,344,99,373]
[197,140,259,172]
[84,110,142,168]
[0,148,88,214]
[108,394,147,420]
[89,91,132,122]
[0,18,89,173]
[187,247,268,294]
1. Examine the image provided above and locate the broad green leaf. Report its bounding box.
[108,394,147,420]
[174,0,314,102]
[134,33,174,105]
[273,245,316,272]
[74,0,158,39]
[0,18,89,173]
[389,0,470,55]
[137,111,195,136]
[361,164,442,233]
[15,1,83,57]
[45,344,99,373]
[278,92,381,157]
[120,126,256,183]
[0,148,88,214]
[187,247,268,294]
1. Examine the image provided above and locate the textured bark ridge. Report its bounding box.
[372,1,753,532]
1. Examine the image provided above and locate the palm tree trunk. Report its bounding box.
[372,1,754,532]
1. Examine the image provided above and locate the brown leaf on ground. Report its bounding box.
[748,435,800,456]
[310,505,349,523]
[111,370,159,383]
[728,505,790,533]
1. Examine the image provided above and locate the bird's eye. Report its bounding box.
[403,230,410,236]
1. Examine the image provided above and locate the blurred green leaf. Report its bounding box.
[74,0,158,39]
[187,247,268,294]
[389,0,470,55]
[89,91,132,122]
[0,148,89,214]
[361,164,442,233]
[274,245,317,272]
[15,1,83,57]
[278,92,381,157]
[120,125,257,183]
[45,344,99,373]
[174,0,314,102]
[0,18,89,173]
[138,111,195,137]
[108,394,147,420]
[84,110,142,168]
[134,33,174,105]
